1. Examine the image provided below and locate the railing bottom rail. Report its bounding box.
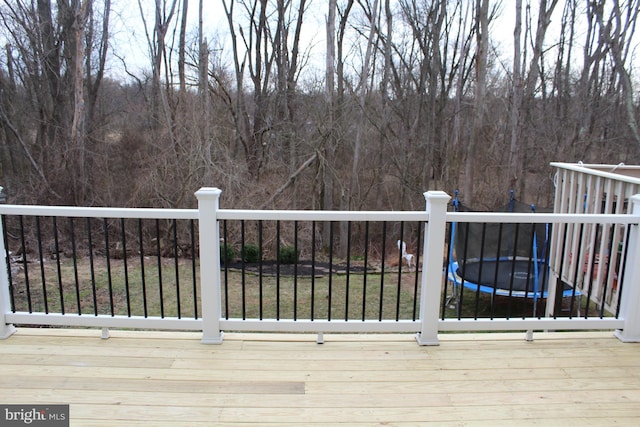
[6,312,625,335]
[219,319,421,333]
[5,312,202,331]
[439,317,624,332]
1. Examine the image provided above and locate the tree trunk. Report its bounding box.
[70,0,89,204]
[508,0,522,191]
[341,0,378,256]
[321,0,338,245]
[463,0,488,206]
[179,0,189,98]
[198,0,211,165]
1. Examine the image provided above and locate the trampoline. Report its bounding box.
[447,192,581,313]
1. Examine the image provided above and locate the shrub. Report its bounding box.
[241,243,261,263]
[278,245,299,264]
[220,243,235,264]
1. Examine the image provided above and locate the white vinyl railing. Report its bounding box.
[550,162,640,317]
[1,188,639,345]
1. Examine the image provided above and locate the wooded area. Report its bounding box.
[0,0,638,215]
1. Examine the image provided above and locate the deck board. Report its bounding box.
[1,328,639,426]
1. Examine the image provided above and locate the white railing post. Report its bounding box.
[416,191,450,346]
[195,188,224,344]
[0,214,16,339]
[614,194,640,343]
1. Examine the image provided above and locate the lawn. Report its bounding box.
[8,255,602,321]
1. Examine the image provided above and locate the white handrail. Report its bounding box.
[0,205,197,219]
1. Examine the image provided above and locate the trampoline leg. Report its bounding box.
[525,329,534,342]
[445,280,460,309]
[445,287,458,309]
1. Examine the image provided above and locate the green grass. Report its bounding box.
[10,256,198,319]
[10,256,421,321]
[9,256,607,321]
[221,271,421,321]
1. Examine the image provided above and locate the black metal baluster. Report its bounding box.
[345,221,351,321]
[18,216,32,312]
[442,222,452,319]
[138,219,148,318]
[379,222,386,321]
[294,220,298,321]
[241,220,246,320]
[362,222,369,321]
[35,216,48,314]
[69,218,81,315]
[489,223,504,319]
[190,219,198,319]
[276,220,281,320]
[103,218,114,316]
[413,222,422,321]
[86,218,97,316]
[522,222,537,318]
[458,221,472,320]
[258,221,264,320]
[505,223,522,319]
[327,221,334,321]
[172,219,180,319]
[311,221,316,321]
[474,223,488,320]
[52,217,63,315]
[120,218,131,317]
[395,222,404,321]
[155,219,164,318]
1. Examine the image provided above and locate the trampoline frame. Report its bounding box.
[446,193,582,314]
[447,260,580,300]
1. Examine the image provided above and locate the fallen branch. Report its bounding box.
[0,104,61,199]
[259,152,318,209]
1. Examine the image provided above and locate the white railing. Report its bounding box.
[0,188,639,345]
[550,162,640,317]
[0,206,200,339]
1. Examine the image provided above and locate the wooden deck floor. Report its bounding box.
[0,328,639,426]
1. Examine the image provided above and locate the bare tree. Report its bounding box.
[0,0,112,204]
[321,0,338,215]
[449,0,475,191]
[508,0,523,190]
[325,0,355,213]
[138,0,178,129]
[593,0,640,146]
[222,0,272,178]
[69,1,90,203]
[462,0,489,206]
[178,0,189,97]
[348,0,379,211]
[273,0,308,207]
[85,0,111,129]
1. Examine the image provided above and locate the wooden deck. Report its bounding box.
[1,328,639,426]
